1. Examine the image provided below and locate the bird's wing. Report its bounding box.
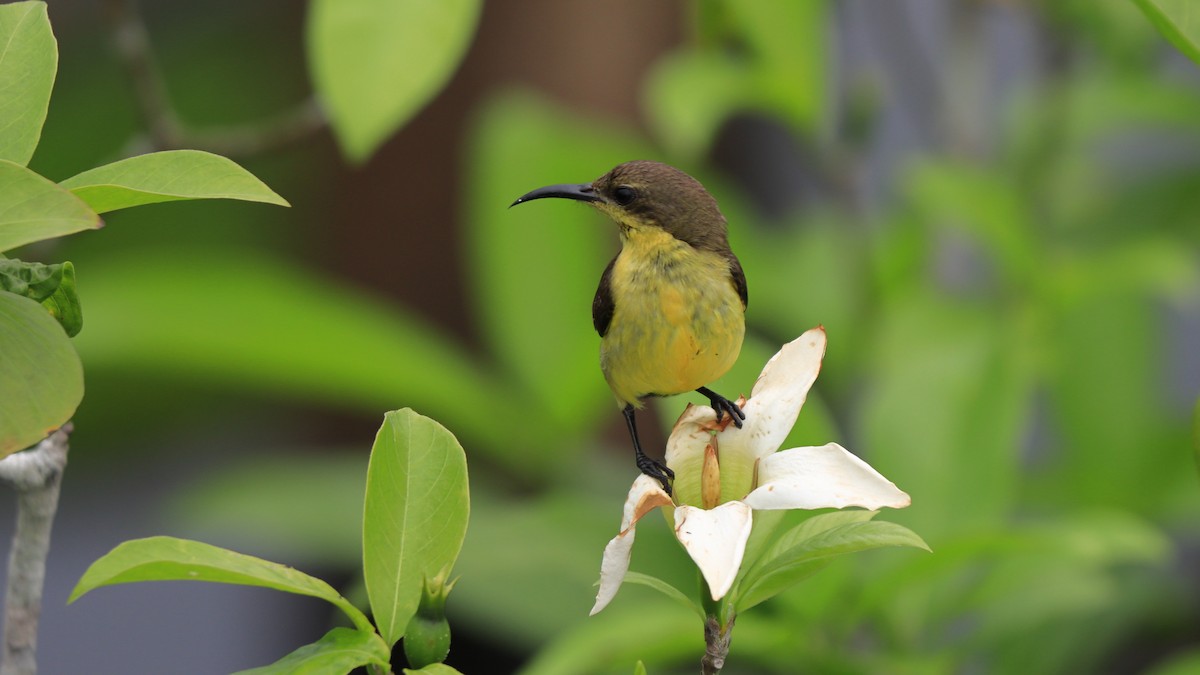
[727,252,748,309]
[592,256,617,337]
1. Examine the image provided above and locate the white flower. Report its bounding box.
[591,327,910,615]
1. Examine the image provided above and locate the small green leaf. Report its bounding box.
[736,519,928,611]
[633,661,648,675]
[38,260,81,337]
[0,257,65,301]
[364,409,469,647]
[1132,0,1200,66]
[619,572,703,620]
[0,1,56,166]
[0,291,82,457]
[0,259,81,336]
[232,627,390,675]
[0,160,100,252]
[58,150,289,213]
[308,0,482,163]
[403,664,464,675]
[68,536,373,632]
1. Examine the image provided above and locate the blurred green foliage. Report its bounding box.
[16,0,1200,673]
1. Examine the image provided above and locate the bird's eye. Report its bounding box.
[613,186,637,206]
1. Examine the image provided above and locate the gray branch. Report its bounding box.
[104,0,327,158]
[0,425,72,675]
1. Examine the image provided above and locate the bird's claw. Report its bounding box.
[636,453,674,495]
[700,388,745,429]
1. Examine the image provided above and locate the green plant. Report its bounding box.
[71,409,470,674]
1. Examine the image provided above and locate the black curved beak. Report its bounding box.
[509,183,602,208]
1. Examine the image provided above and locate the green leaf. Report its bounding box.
[0,291,82,457]
[0,160,100,252]
[38,260,80,337]
[619,572,703,620]
[0,1,56,166]
[519,602,699,675]
[232,627,390,675]
[643,51,751,160]
[403,664,465,675]
[735,519,928,612]
[68,536,373,632]
[71,250,549,468]
[1132,0,1200,65]
[0,259,81,336]
[363,409,469,647]
[725,0,828,132]
[307,0,482,163]
[859,293,1032,538]
[58,150,290,213]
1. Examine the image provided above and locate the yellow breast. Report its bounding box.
[601,228,745,408]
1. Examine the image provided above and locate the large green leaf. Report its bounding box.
[468,92,650,432]
[0,291,81,457]
[233,627,390,675]
[307,0,482,163]
[1133,0,1200,65]
[858,293,1032,539]
[58,150,289,214]
[363,409,469,647]
[70,250,551,465]
[0,258,81,336]
[68,536,373,631]
[0,160,100,252]
[0,1,56,166]
[735,517,929,612]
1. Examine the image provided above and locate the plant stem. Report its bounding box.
[701,613,734,675]
[0,425,71,675]
[698,576,736,675]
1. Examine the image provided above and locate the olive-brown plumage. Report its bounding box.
[512,161,747,493]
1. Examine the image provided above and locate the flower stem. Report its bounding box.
[698,577,736,674]
[701,613,735,675]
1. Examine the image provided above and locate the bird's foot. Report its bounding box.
[697,387,746,429]
[636,452,674,496]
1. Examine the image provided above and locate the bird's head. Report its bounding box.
[511,160,730,251]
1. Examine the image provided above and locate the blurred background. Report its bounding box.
[4,0,1199,673]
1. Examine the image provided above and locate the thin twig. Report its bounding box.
[103,0,327,158]
[0,425,72,675]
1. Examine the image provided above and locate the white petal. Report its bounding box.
[743,443,911,511]
[673,502,753,601]
[591,475,673,615]
[664,404,719,505]
[736,327,827,461]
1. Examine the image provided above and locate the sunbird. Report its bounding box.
[511,161,747,494]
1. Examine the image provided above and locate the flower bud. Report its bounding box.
[403,569,456,668]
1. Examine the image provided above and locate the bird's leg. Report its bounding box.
[696,386,745,428]
[623,404,674,494]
